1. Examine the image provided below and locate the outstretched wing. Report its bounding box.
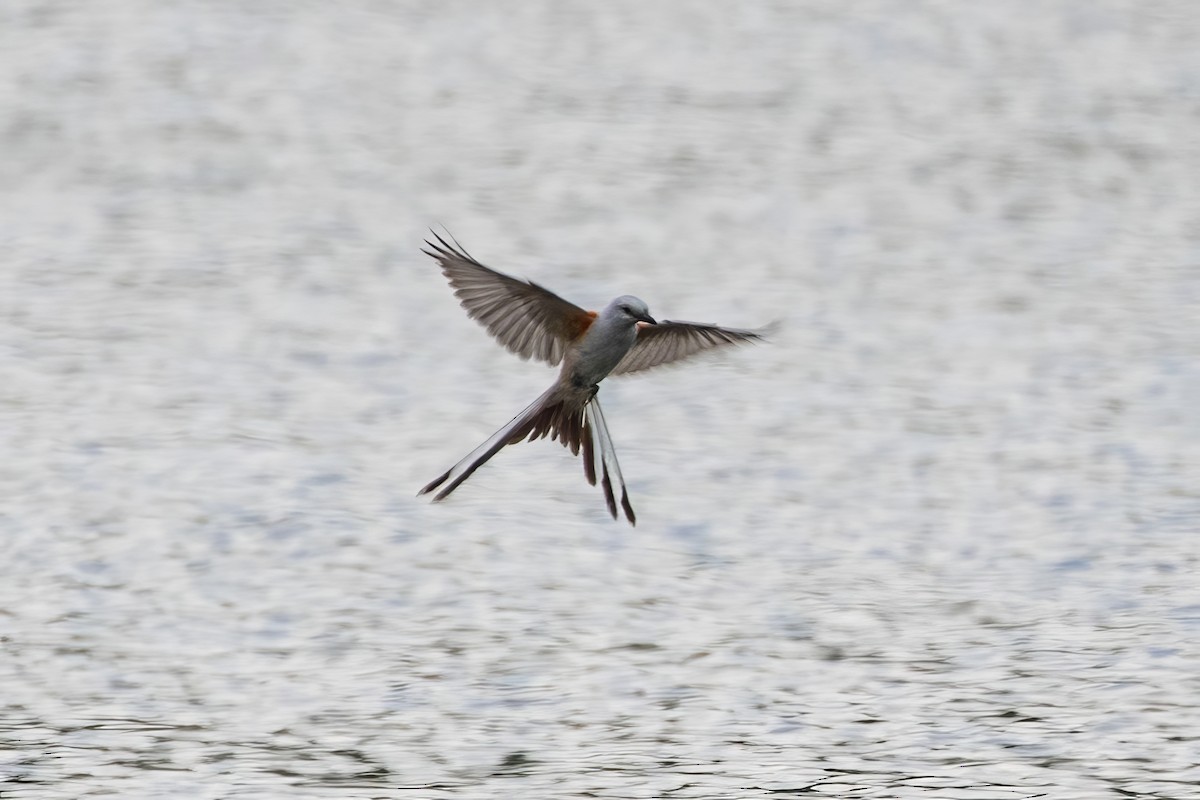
[424,232,596,366]
[609,320,768,376]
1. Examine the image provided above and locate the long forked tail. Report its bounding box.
[419,387,636,525]
[583,397,636,525]
[418,386,558,502]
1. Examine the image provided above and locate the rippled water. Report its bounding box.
[2,2,1199,798]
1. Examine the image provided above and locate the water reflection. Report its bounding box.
[3,1,1198,799]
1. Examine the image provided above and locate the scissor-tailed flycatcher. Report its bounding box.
[418,232,766,525]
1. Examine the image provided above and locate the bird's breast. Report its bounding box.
[566,321,638,386]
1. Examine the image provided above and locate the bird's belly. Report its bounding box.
[570,354,621,387]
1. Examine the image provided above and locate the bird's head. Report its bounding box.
[608,295,657,326]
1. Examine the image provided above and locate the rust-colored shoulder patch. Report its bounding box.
[569,309,598,340]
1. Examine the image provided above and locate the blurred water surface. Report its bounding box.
[2,1,1199,798]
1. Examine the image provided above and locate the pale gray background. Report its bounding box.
[1,2,1198,798]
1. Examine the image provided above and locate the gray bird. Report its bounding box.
[418,232,767,525]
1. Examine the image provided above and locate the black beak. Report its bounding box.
[638,312,657,325]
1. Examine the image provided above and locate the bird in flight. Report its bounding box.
[418,232,767,525]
